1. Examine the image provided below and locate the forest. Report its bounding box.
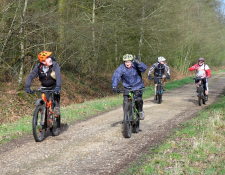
[0,0,225,122]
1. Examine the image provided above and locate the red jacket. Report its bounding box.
[189,63,211,77]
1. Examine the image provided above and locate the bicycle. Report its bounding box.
[193,77,206,106]
[117,88,144,138]
[31,87,61,142]
[150,77,166,104]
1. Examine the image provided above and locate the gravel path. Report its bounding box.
[1,73,225,175]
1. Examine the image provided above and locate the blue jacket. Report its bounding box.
[112,61,147,90]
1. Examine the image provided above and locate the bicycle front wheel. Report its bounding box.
[50,115,61,136]
[202,89,206,105]
[132,107,140,133]
[198,87,202,106]
[157,85,162,104]
[32,105,45,142]
[124,101,132,138]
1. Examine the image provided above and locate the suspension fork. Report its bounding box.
[41,93,48,125]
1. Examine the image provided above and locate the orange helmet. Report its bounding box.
[38,51,52,63]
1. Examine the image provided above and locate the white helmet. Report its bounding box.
[158,56,166,62]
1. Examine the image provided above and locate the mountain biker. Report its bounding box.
[25,51,62,116]
[112,54,148,120]
[189,57,211,101]
[148,56,170,100]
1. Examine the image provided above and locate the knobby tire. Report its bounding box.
[32,105,45,142]
[157,84,162,104]
[124,101,132,138]
[198,86,202,106]
[50,115,61,136]
[132,103,140,133]
[202,87,206,105]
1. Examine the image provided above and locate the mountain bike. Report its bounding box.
[150,77,166,104]
[31,87,61,142]
[193,77,206,106]
[117,88,144,138]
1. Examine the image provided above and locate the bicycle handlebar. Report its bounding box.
[192,77,206,80]
[30,87,55,94]
[149,76,168,80]
[117,88,146,93]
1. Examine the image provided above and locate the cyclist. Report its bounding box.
[189,57,211,101]
[112,54,147,120]
[25,51,62,116]
[148,56,170,100]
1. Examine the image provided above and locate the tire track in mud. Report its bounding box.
[0,73,225,175]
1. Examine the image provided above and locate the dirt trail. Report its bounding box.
[1,73,225,175]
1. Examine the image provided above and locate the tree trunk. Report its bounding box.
[138,4,145,61]
[18,0,28,87]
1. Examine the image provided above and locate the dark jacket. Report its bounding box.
[112,61,147,90]
[26,61,61,88]
[148,62,170,77]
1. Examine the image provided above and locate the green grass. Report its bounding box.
[0,70,225,144]
[120,96,225,175]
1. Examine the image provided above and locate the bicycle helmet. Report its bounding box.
[38,51,52,63]
[198,57,205,62]
[158,56,166,62]
[122,54,133,61]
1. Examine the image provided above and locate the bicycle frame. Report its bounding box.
[35,88,55,128]
[193,77,206,106]
[156,79,163,95]
[32,87,60,142]
[152,77,165,104]
[117,88,145,138]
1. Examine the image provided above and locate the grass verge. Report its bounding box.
[120,95,225,175]
[0,70,224,144]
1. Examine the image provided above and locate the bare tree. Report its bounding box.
[18,0,28,86]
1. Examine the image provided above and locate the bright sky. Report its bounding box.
[219,0,225,15]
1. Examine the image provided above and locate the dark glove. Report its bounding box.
[54,87,61,94]
[166,75,170,79]
[148,75,153,80]
[112,87,120,93]
[133,55,140,65]
[25,87,31,93]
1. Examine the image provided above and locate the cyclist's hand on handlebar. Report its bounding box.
[54,87,61,94]
[166,75,170,79]
[112,87,120,93]
[148,75,153,80]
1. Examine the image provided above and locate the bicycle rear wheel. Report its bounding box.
[124,101,132,138]
[32,105,45,142]
[198,87,202,106]
[50,115,61,136]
